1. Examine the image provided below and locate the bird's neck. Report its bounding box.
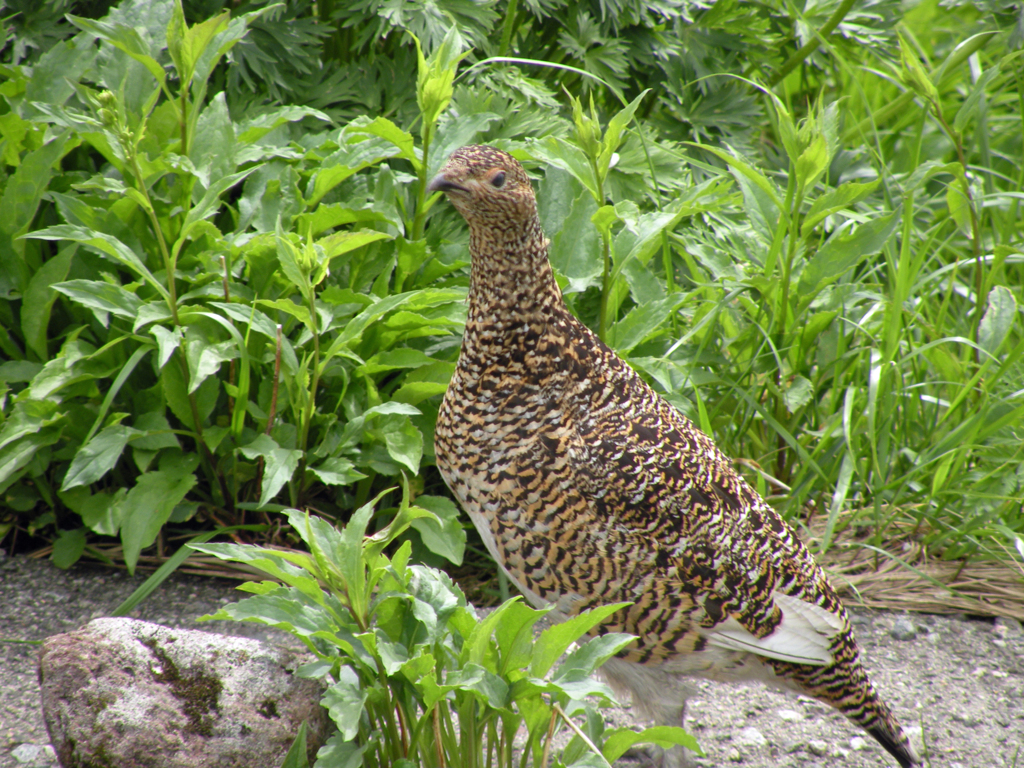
[464,215,566,332]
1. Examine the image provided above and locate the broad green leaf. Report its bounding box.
[239,435,302,508]
[59,487,127,536]
[62,424,140,490]
[602,726,702,762]
[795,134,828,194]
[25,225,166,298]
[150,326,183,369]
[67,15,166,86]
[0,131,71,297]
[531,136,599,202]
[447,663,510,709]
[555,633,635,679]
[607,297,680,354]
[783,375,814,412]
[309,458,368,487]
[496,600,549,675]
[530,602,630,677]
[258,298,312,328]
[167,4,230,88]
[946,175,972,235]
[410,496,466,565]
[52,528,87,569]
[349,116,416,162]
[550,189,601,293]
[319,230,393,262]
[0,429,63,494]
[598,89,649,177]
[380,416,423,475]
[798,211,900,295]
[978,286,1016,355]
[53,279,142,320]
[184,335,237,394]
[22,249,74,360]
[801,180,880,235]
[121,467,198,573]
[313,734,366,768]
[357,349,437,376]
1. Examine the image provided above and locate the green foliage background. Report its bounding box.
[0,0,1022,576]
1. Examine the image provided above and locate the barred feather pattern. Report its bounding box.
[431,145,919,768]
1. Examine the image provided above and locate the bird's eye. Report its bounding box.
[490,171,506,188]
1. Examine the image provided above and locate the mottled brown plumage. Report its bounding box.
[431,145,919,767]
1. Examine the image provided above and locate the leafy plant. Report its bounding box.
[192,485,698,768]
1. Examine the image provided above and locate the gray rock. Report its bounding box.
[777,709,803,722]
[737,726,767,747]
[807,739,828,756]
[38,618,329,768]
[890,616,917,641]
[9,745,55,766]
[849,736,867,751]
[726,746,743,762]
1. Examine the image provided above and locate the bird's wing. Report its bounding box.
[559,371,847,667]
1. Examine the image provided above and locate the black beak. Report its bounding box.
[427,173,468,194]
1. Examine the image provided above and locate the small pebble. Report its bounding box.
[890,616,917,641]
[807,739,828,756]
[850,736,867,751]
[925,632,940,644]
[727,746,743,762]
[11,744,57,765]
[737,726,767,747]
[777,709,803,722]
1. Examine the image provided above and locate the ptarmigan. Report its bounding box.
[430,145,919,768]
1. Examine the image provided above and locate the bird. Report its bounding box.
[430,144,919,768]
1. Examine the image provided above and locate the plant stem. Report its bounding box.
[769,0,858,87]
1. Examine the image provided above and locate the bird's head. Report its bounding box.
[428,145,538,231]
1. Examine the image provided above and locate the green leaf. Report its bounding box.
[783,375,814,412]
[410,495,466,565]
[120,466,198,573]
[21,249,74,360]
[184,335,237,394]
[52,528,87,569]
[309,458,367,487]
[62,424,140,491]
[946,174,972,235]
[798,212,900,295]
[598,89,649,177]
[151,326,184,369]
[530,602,630,677]
[801,180,880,235]
[67,15,167,87]
[239,435,302,508]
[53,279,143,320]
[607,297,680,354]
[60,487,128,537]
[978,285,1016,356]
[794,134,828,194]
[954,65,1001,133]
[550,189,601,293]
[531,136,599,202]
[602,726,702,762]
[279,721,309,768]
[25,225,167,298]
[380,416,423,475]
[323,670,367,741]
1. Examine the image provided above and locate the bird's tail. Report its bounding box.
[768,643,920,767]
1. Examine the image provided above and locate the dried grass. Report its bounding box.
[809,512,1024,621]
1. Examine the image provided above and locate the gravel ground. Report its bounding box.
[1,553,1022,768]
